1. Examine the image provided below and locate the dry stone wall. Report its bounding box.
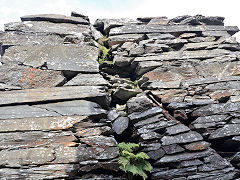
[0,13,240,179]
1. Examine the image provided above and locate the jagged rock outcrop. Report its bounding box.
[0,13,240,179]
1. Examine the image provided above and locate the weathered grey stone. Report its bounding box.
[192,115,229,124]
[195,61,240,78]
[21,14,89,25]
[182,76,240,88]
[146,33,175,40]
[113,87,141,101]
[188,36,216,43]
[64,73,108,86]
[198,154,231,172]
[34,100,107,118]
[144,43,164,53]
[162,144,185,154]
[184,141,211,151]
[110,25,239,36]
[187,167,237,180]
[0,131,77,150]
[134,61,162,77]
[140,131,161,140]
[147,81,181,89]
[184,42,216,50]
[179,159,203,167]
[112,117,129,134]
[80,136,117,147]
[147,149,165,160]
[137,121,178,135]
[179,33,197,39]
[75,126,112,137]
[0,31,64,46]
[218,43,240,51]
[0,86,107,107]
[166,124,190,135]
[128,107,162,123]
[173,109,188,121]
[156,149,213,163]
[148,17,169,25]
[155,39,188,47]
[202,31,230,37]
[113,55,134,67]
[90,24,103,40]
[0,164,80,179]
[0,64,66,89]
[71,11,89,21]
[0,105,60,120]
[209,124,240,139]
[127,93,154,113]
[129,44,145,56]
[107,110,119,122]
[141,62,199,84]
[151,89,187,103]
[108,34,144,46]
[169,15,224,26]
[54,146,119,163]
[132,49,231,65]
[192,102,240,117]
[205,81,240,90]
[140,142,162,151]
[0,115,87,132]
[94,18,141,34]
[2,44,99,72]
[0,83,21,90]
[133,114,166,128]
[0,147,55,167]
[152,167,197,180]
[161,131,203,145]
[5,21,91,37]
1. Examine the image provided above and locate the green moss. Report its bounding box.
[98,36,109,45]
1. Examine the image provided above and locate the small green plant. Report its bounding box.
[118,142,153,180]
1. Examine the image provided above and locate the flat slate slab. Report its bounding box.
[0,64,66,89]
[0,86,107,106]
[132,49,232,65]
[64,73,108,86]
[0,115,87,132]
[2,44,99,72]
[0,31,64,46]
[4,21,91,36]
[0,105,60,119]
[21,14,89,25]
[0,131,76,150]
[109,25,239,36]
[34,100,107,117]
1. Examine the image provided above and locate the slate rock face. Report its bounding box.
[21,14,90,25]
[2,44,99,72]
[1,13,240,179]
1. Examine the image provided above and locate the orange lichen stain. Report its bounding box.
[19,68,43,84]
[78,129,87,135]
[211,91,231,100]
[232,67,240,76]
[63,142,78,147]
[191,145,205,150]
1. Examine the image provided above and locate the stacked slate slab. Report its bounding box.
[1,13,240,179]
[96,14,240,179]
[0,13,119,179]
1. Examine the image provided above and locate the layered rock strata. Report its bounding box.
[0,13,240,179]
